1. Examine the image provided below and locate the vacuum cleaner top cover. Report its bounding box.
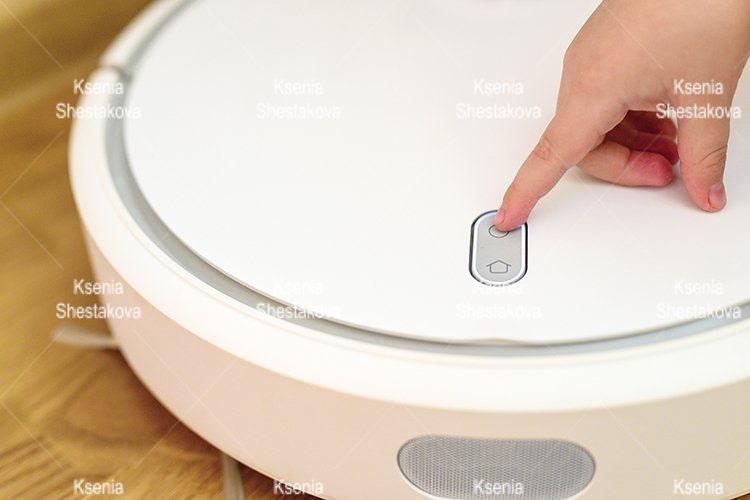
[121,0,750,345]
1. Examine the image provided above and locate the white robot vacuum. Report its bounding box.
[70,0,750,498]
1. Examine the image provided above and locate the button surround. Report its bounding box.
[469,211,527,286]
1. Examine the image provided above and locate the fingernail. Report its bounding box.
[494,208,506,227]
[709,183,726,210]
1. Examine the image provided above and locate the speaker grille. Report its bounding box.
[398,436,595,500]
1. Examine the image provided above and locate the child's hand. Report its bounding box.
[495,0,750,231]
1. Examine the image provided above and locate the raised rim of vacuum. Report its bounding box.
[67,6,750,413]
[96,0,750,355]
[106,97,750,355]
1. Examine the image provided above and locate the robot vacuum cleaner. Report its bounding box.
[70,0,750,498]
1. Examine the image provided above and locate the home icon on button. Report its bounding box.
[486,260,511,274]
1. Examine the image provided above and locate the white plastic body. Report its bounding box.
[71,65,750,500]
[119,0,750,345]
[68,0,750,498]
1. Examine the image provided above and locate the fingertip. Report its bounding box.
[583,145,675,188]
[682,179,726,213]
[493,208,506,227]
[644,157,675,187]
[625,150,675,187]
[708,182,727,211]
[494,205,527,232]
[676,110,730,213]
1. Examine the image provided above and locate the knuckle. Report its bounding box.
[695,145,728,175]
[531,133,571,174]
[561,52,608,98]
[531,133,556,164]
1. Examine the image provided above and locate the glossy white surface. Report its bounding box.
[123,0,750,344]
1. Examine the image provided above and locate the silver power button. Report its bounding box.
[470,211,527,286]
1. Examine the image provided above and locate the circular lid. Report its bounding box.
[122,0,750,345]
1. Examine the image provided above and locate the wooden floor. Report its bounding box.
[1,1,748,500]
[0,0,313,498]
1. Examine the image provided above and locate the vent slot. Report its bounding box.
[398,435,594,499]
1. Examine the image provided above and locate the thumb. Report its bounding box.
[677,113,731,212]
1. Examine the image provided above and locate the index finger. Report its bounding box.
[494,96,625,231]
